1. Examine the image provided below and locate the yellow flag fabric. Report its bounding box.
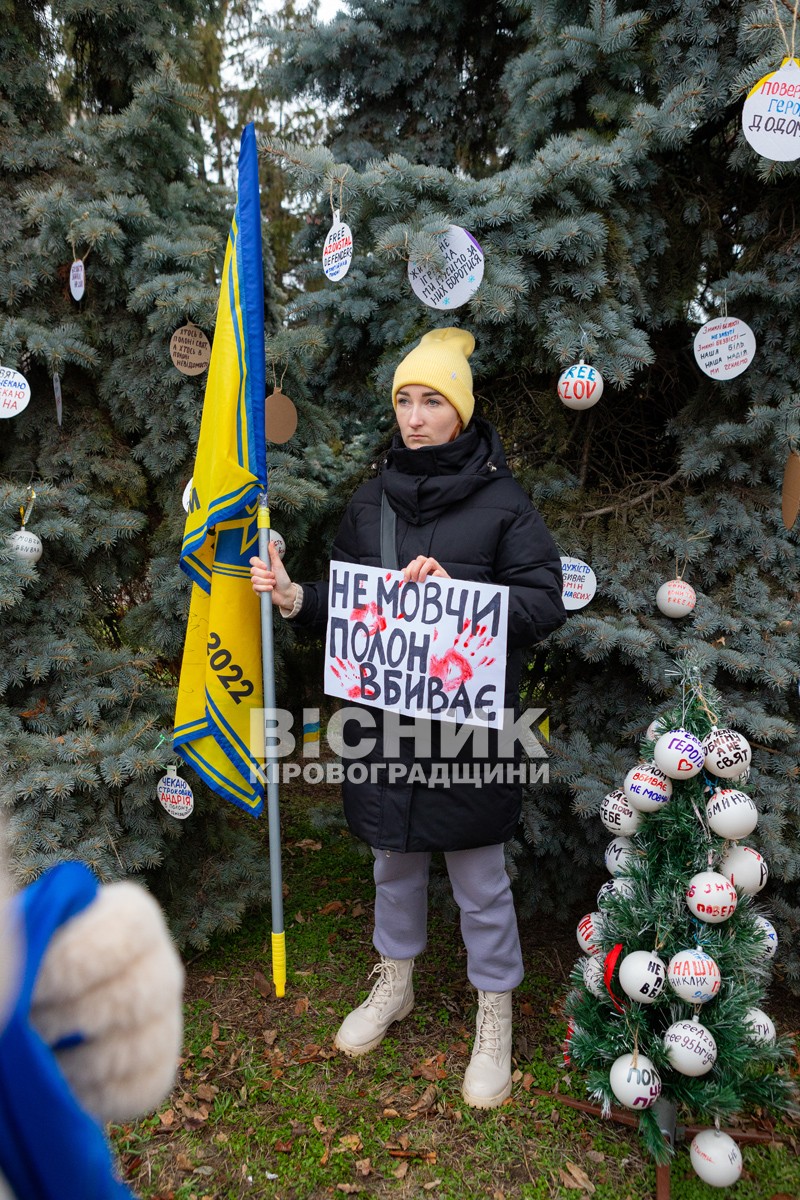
[173,124,266,816]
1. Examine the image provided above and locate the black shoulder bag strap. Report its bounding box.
[380,490,399,570]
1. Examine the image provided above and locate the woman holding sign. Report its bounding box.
[250,328,565,1107]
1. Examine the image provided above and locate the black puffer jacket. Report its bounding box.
[295,418,566,852]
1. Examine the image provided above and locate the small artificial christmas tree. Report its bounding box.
[566,657,795,1179]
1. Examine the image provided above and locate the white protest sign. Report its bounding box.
[157,767,194,819]
[0,366,31,418]
[742,58,800,161]
[408,225,484,310]
[325,561,508,727]
[693,317,755,380]
[560,557,597,610]
[322,210,353,280]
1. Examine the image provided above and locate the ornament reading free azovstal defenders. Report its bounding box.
[693,315,756,381]
[560,556,597,610]
[0,365,31,418]
[742,56,800,162]
[170,322,211,376]
[322,210,353,281]
[557,360,604,410]
[157,766,194,820]
[69,259,85,301]
[408,225,484,311]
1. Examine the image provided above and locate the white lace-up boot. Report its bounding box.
[461,989,513,1108]
[334,956,415,1057]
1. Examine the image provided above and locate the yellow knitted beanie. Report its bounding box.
[391,328,476,427]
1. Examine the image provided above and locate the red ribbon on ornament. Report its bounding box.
[603,943,626,1013]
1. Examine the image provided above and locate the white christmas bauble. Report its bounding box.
[646,716,667,742]
[623,762,672,812]
[581,955,606,999]
[686,871,738,924]
[576,911,604,956]
[719,844,768,895]
[600,789,642,836]
[752,915,778,960]
[705,788,758,841]
[702,727,752,779]
[604,836,635,877]
[653,728,705,779]
[663,1020,717,1076]
[608,1052,661,1110]
[557,361,604,410]
[6,528,43,564]
[268,529,286,559]
[744,1007,776,1044]
[690,1129,743,1188]
[618,950,667,1004]
[597,876,635,906]
[655,578,696,618]
[667,948,722,1004]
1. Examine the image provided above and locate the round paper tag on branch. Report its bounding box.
[408,225,484,310]
[170,323,211,376]
[693,316,755,380]
[742,57,800,161]
[322,210,353,281]
[157,766,194,820]
[560,556,597,610]
[265,388,298,444]
[69,259,86,301]
[0,366,31,418]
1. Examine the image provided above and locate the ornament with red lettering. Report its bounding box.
[576,911,604,956]
[0,365,31,419]
[623,761,672,812]
[267,529,286,560]
[604,836,636,876]
[693,315,756,380]
[600,789,642,836]
[655,577,696,617]
[170,322,211,376]
[560,556,597,610]
[666,947,721,1004]
[686,870,738,924]
[744,1006,776,1044]
[157,765,194,820]
[618,950,667,1004]
[719,843,768,895]
[690,1129,743,1188]
[608,1052,661,1109]
[597,876,635,905]
[557,360,604,410]
[705,787,758,841]
[322,210,353,281]
[742,56,800,162]
[702,726,752,779]
[408,225,484,310]
[652,728,705,779]
[753,915,778,960]
[663,1020,717,1076]
[69,259,86,301]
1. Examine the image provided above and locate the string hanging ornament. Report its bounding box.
[742,0,800,162]
[6,487,43,564]
[322,169,354,282]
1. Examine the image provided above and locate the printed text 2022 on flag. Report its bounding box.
[173,124,267,815]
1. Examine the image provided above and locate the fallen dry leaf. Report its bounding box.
[158,1109,175,1128]
[253,970,272,998]
[411,1054,447,1081]
[382,1107,401,1118]
[294,996,310,1016]
[335,1186,360,1195]
[558,1169,583,1190]
[319,900,347,915]
[387,1149,437,1163]
[351,902,365,917]
[423,1182,442,1192]
[294,911,306,922]
[294,839,322,851]
[355,1158,372,1176]
[313,1115,329,1134]
[195,1084,218,1103]
[264,1028,278,1046]
[393,1161,409,1179]
[175,1153,194,1172]
[586,1150,604,1164]
[408,1084,438,1115]
[521,1074,534,1092]
[200,1045,214,1060]
[274,1139,293,1153]
[336,1134,364,1153]
[559,1162,596,1193]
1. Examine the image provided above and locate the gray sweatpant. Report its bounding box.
[371,844,524,992]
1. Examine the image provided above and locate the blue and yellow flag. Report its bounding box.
[173,123,267,816]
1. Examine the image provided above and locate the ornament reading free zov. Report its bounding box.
[408,225,484,310]
[560,556,597,610]
[557,360,604,410]
[170,322,211,376]
[742,57,800,162]
[0,365,31,419]
[693,316,755,380]
[157,765,194,820]
[322,210,353,281]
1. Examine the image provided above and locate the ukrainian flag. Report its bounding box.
[173,123,267,815]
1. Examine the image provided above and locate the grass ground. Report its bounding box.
[113,796,800,1200]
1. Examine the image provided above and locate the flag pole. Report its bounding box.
[257,494,286,998]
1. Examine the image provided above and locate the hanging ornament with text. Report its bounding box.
[656,577,696,618]
[6,489,42,564]
[693,315,756,381]
[742,57,800,161]
[0,365,31,419]
[557,360,604,410]
[560,555,597,610]
[690,1130,743,1188]
[157,765,194,820]
[69,259,86,301]
[408,225,484,310]
[322,210,353,281]
[170,322,211,376]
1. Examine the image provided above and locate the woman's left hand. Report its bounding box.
[402,556,451,581]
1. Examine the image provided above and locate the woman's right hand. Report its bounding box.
[249,540,296,608]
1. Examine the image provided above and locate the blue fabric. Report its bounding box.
[0,863,135,1199]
